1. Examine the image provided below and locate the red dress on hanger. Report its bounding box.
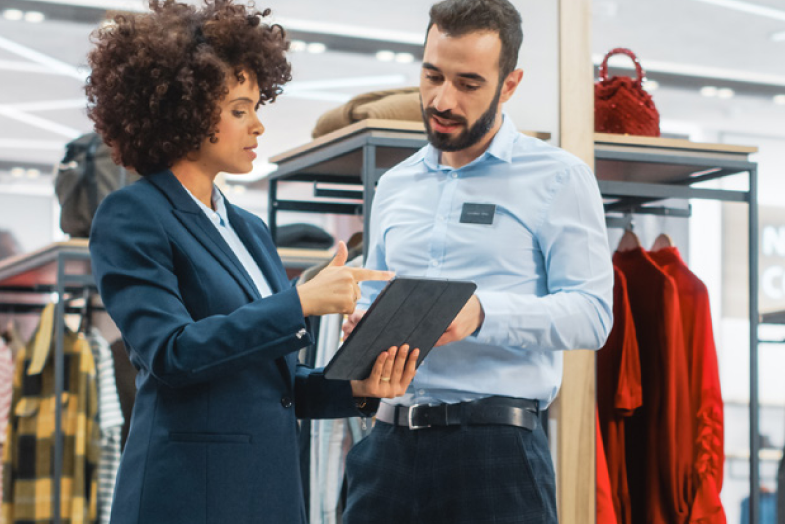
[614,247,693,524]
[598,411,620,524]
[649,246,725,524]
[597,267,641,524]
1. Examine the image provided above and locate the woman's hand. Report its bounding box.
[351,344,419,399]
[297,242,393,317]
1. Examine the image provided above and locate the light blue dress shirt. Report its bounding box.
[359,115,614,407]
[183,183,273,298]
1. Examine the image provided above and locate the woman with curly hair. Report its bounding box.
[85,1,418,522]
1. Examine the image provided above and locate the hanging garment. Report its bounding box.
[614,247,693,524]
[597,267,642,524]
[1,303,100,524]
[310,312,346,524]
[86,328,124,524]
[1,338,14,505]
[650,246,725,523]
[598,412,620,524]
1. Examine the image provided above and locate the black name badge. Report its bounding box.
[460,203,496,225]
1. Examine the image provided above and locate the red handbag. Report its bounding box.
[594,48,660,137]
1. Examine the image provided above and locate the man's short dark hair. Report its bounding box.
[427,0,523,80]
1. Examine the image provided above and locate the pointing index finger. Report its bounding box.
[349,268,395,282]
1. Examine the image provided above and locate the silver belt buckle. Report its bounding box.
[408,403,431,430]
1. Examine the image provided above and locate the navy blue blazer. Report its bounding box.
[90,171,360,524]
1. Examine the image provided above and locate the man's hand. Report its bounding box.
[351,344,419,399]
[435,294,485,347]
[297,242,393,317]
[342,308,366,339]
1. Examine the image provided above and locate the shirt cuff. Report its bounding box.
[473,290,507,346]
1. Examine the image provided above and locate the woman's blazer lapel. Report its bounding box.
[146,171,261,301]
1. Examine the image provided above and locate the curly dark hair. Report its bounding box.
[85,0,291,176]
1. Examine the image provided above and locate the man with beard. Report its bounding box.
[342,0,613,522]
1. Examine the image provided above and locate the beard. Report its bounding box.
[421,84,502,153]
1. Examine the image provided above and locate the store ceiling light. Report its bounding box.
[700,86,718,97]
[10,167,24,177]
[26,168,40,178]
[289,40,306,52]
[306,42,326,54]
[24,11,45,23]
[375,50,395,62]
[395,52,415,64]
[690,0,785,23]
[774,94,785,105]
[717,87,735,98]
[643,80,659,92]
[2,9,24,21]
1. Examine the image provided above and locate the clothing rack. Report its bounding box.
[0,239,96,524]
[266,122,762,523]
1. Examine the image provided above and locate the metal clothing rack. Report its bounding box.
[594,132,761,523]
[266,122,761,523]
[0,239,96,524]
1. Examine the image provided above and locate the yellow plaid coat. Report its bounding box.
[2,304,99,524]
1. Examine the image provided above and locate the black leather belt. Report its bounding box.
[376,396,539,431]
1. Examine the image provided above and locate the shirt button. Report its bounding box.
[431,260,439,267]
[281,397,293,408]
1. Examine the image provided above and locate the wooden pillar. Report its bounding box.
[556,0,596,523]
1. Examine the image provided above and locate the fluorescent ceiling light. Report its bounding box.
[643,80,659,91]
[717,87,735,98]
[289,40,306,52]
[3,9,24,21]
[774,94,785,105]
[306,42,326,54]
[376,50,395,62]
[0,105,82,138]
[0,35,84,80]
[690,0,785,22]
[700,86,718,97]
[395,53,415,64]
[24,11,45,22]
[0,60,52,74]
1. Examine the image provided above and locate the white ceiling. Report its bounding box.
[0,0,784,177]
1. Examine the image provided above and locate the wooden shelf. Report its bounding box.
[0,239,90,289]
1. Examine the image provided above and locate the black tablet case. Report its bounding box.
[323,277,477,381]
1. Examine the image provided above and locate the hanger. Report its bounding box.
[616,215,641,252]
[651,233,674,252]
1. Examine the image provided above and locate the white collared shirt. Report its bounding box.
[183,184,273,298]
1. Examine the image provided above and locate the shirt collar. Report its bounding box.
[182,182,229,227]
[422,112,516,171]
